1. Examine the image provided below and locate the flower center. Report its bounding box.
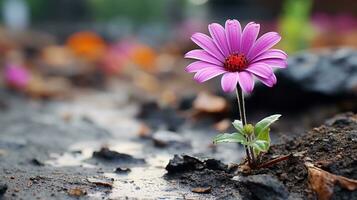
[224,53,248,72]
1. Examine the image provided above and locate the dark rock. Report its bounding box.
[0,183,7,196]
[114,167,131,174]
[282,48,357,95]
[152,130,191,148]
[92,147,145,164]
[233,174,289,200]
[178,95,196,111]
[136,102,185,132]
[165,155,204,174]
[165,155,228,174]
[0,99,8,111]
[30,158,45,166]
[324,112,356,127]
[204,159,228,172]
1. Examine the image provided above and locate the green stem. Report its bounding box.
[235,87,253,165]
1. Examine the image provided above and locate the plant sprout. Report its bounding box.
[185,20,287,167]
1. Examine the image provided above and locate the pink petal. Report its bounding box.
[208,23,230,57]
[247,32,281,60]
[245,63,273,79]
[225,20,242,54]
[221,72,239,92]
[185,61,222,73]
[260,58,287,68]
[185,49,223,66]
[241,22,260,55]
[251,49,287,63]
[257,73,277,87]
[194,68,226,83]
[191,33,225,61]
[238,71,255,93]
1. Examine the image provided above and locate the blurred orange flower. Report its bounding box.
[66,31,107,61]
[130,44,157,71]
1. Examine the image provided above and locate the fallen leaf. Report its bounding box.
[68,187,87,197]
[87,178,113,188]
[193,92,228,114]
[306,162,357,200]
[214,119,231,132]
[192,186,212,194]
[0,149,7,156]
[137,123,151,138]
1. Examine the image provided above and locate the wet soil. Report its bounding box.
[0,86,356,199]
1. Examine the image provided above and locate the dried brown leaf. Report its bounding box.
[306,163,357,200]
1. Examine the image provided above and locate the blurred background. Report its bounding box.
[0,0,357,132]
[0,1,357,198]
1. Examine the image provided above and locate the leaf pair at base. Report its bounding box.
[213,114,281,155]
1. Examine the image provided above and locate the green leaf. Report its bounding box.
[256,128,271,144]
[232,120,244,134]
[251,140,269,154]
[254,114,281,137]
[213,132,247,145]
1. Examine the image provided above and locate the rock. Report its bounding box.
[30,158,45,166]
[204,159,228,172]
[152,130,191,148]
[165,155,204,174]
[233,174,289,200]
[114,167,131,174]
[92,147,145,164]
[178,95,196,111]
[324,112,356,127]
[282,48,357,95]
[0,183,7,196]
[136,102,185,132]
[165,155,228,174]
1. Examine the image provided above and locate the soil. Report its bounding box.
[165,113,357,200]
[0,88,356,200]
[254,112,357,200]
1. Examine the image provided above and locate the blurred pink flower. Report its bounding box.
[4,64,30,89]
[313,13,357,33]
[185,20,287,93]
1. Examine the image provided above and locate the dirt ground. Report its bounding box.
[0,88,356,200]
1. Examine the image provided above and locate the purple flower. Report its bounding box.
[185,20,287,93]
[4,63,30,89]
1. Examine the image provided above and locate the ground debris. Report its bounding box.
[87,178,113,188]
[92,147,145,164]
[306,163,357,200]
[152,130,191,148]
[192,186,212,194]
[68,187,87,197]
[0,183,7,196]
[114,167,131,174]
[30,158,45,166]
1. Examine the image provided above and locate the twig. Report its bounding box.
[255,154,292,169]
